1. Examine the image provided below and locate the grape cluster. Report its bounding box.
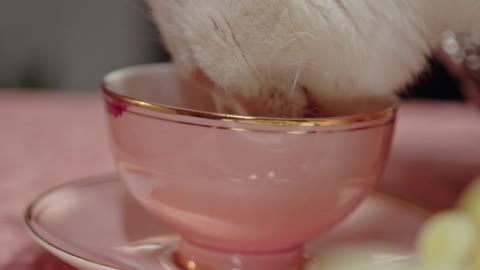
[418,178,480,270]
[306,177,480,270]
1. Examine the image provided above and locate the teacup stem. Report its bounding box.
[174,241,305,270]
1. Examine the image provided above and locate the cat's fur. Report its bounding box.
[146,0,480,117]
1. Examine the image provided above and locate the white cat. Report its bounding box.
[146,0,480,117]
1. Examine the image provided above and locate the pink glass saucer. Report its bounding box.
[25,174,430,270]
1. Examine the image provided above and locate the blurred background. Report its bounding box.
[0,0,170,91]
[0,0,467,100]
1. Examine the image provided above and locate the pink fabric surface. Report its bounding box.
[381,101,480,210]
[0,90,478,269]
[0,91,114,269]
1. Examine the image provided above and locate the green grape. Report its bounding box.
[420,264,463,270]
[459,178,480,231]
[417,210,477,267]
[466,252,480,270]
[306,243,416,270]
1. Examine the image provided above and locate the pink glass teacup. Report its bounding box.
[102,63,397,270]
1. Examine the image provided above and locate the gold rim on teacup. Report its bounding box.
[102,65,398,127]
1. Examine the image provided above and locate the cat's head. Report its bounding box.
[146,0,476,117]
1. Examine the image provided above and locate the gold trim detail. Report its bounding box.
[102,85,397,127]
[120,109,396,134]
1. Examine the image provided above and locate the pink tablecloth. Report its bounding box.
[0,90,479,269]
[0,91,114,269]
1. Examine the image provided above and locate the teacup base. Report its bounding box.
[176,241,304,270]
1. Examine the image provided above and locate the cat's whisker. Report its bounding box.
[269,32,317,60]
[266,31,315,85]
[284,63,303,115]
[284,62,334,79]
[290,65,302,95]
